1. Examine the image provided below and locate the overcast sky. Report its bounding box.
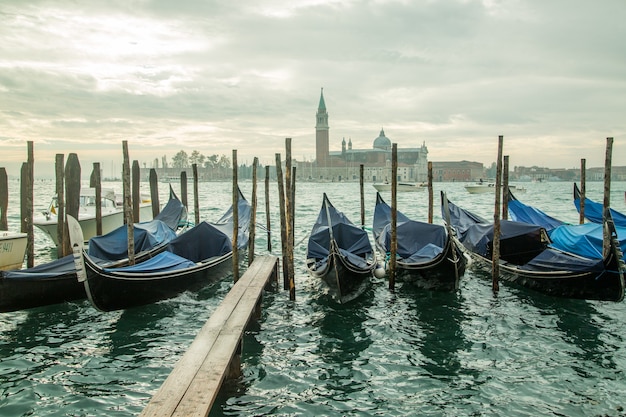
[1,0,625,178]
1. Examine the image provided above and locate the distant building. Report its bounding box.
[431,161,484,182]
[311,88,429,182]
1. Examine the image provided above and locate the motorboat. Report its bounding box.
[0,231,27,271]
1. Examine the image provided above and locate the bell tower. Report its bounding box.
[315,88,329,166]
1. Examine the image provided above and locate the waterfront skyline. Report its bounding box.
[1,1,625,178]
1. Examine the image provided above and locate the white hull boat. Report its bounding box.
[372,183,426,193]
[0,231,28,270]
[34,188,153,246]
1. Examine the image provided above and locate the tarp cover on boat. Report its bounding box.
[88,220,177,260]
[444,197,547,265]
[574,183,626,227]
[373,193,446,262]
[307,194,372,260]
[154,189,187,230]
[210,188,252,249]
[519,247,606,273]
[508,198,564,232]
[103,251,196,274]
[1,255,76,279]
[167,221,232,263]
[549,222,626,260]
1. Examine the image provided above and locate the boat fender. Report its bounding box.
[374,264,386,278]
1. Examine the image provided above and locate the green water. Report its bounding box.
[1,180,626,416]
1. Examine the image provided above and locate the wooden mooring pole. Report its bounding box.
[0,168,7,231]
[389,144,398,291]
[492,135,504,293]
[20,141,34,268]
[122,141,135,265]
[132,160,140,222]
[180,171,188,210]
[232,150,239,283]
[502,155,509,220]
[579,158,586,225]
[360,164,365,227]
[192,164,200,226]
[265,165,271,252]
[149,168,160,218]
[64,153,81,259]
[602,138,613,257]
[275,153,288,291]
[90,162,103,236]
[249,157,258,266]
[428,161,433,223]
[55,154,65,255]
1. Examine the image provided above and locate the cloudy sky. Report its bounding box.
[1,0,625,178]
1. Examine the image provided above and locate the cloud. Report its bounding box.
[0,0,625,177]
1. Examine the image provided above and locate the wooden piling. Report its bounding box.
[275,153,288,290]
[284,139,294,295]
[603,138,613,257]
[579,159,586,225]
[132,160,140,222]
[122,141,135,265]
[232,150,239,283]
[0,168,7,231]
[20,142,34,268]
[289,166,296,301]
[265,165,271,252]
[389,144,398,291]
[428,161,433,224]
[181,171,188,209]
[149,168,160,218]
[55,154,65,255]
[64,153,81,258]
[249,158,258,266]
[192,164,200,226]
[492,135,504,293]
[360,165,365,226]
[502,155,509,220]
[90,163,103,236]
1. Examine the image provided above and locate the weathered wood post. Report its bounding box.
[360,164,365,227]
[289,166,296,301]
[579,158,586,225]
[0,168,7,231]
[149,168,160,218]
[55,154,65,254]
[603,138,613,257]
[284,138,294,296]
[502,155,509,220]
[265,165,271,252]
[389,144,398,291]
[132,160,140,222]
[64,153,81,259]
[492,135,504,293]
[232,150,239,282]
[20,141,34,268]
[428,161,433,224]
[122,141,135,264]
[180,171,188,209]
[249,157,258,266]
[90,162,103,236]
[192,164,200,226]
[275,153,288,290]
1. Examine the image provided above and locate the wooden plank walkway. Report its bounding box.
[139,255,279,417]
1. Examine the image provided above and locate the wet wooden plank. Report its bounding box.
[139,255,278,417]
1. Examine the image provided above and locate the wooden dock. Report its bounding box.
[139,255,279,417]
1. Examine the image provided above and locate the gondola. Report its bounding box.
[574,182,626,227]
[306,193,376,303]
[507,188,626,260]
[68,188,251,311]
[0,187,187,312]
[372,192,466,290]
[442,191,625,302]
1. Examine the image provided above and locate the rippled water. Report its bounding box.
[2,179,626,416]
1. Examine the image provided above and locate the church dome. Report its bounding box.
[373,128,391,150]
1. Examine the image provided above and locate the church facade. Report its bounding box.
[308,88,429,182]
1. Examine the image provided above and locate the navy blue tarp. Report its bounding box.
[88,220,177,260]
[103,251,196,274]
[373,193,447,262]
[167,221,232,263]
[2,255,76,279]
[307,194,373,261]
[508,199,564,233]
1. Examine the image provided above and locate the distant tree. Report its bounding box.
[172,150,189,169]
[189,150,205,167]
[218,154,231,169]
[204,154,219,169]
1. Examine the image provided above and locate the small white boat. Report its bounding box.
[34,188,153,246]
[464,182,496,194]
[372,182,426,193]
[0,230,28,271]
